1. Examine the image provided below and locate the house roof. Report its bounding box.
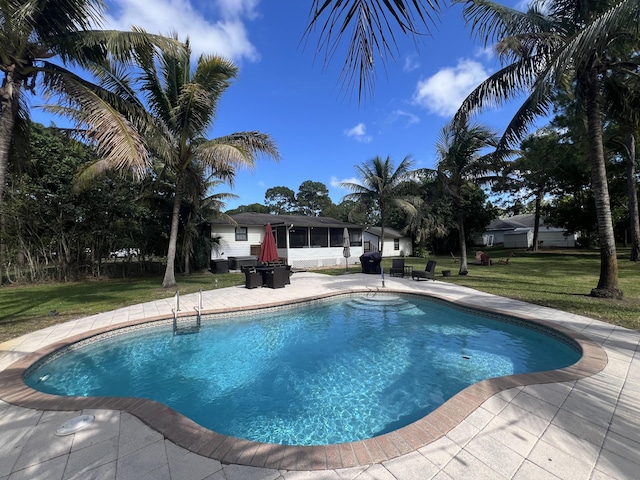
[486,214,567,233]
[210,212,360,229]
[365,226,407,239]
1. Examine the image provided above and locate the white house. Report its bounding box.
[210,213,364,269]
[363,227,413,257]
[479,214,577,248]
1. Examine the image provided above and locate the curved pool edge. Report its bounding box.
[0,288,608,471]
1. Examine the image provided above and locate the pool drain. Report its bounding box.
[55,415,95,436]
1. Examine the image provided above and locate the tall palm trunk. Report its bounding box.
[582,69,622,298]
[457,210,469,275]
[162,173,184,288]
[532,190,543,252]
[624,133,640,262]
[0,75,20,209]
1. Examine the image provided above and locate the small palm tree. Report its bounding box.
[0,0,181,208]
[69,41,279,287]
[436,118,498,275]
[342,155,416,255]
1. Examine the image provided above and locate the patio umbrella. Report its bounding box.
[343,227,351,271]
[259,223,279,264]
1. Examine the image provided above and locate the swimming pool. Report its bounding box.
[25,293,581,446]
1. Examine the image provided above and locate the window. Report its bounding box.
[276,226,287,248]
[289,228,308,248]
[330,228,344,247]
[310,227,328,247]
[394,238,400,250]
[349,229,362,246]
[235,227,247,241]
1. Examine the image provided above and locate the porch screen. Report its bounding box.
[330,228,343,247]
[276,226,287,248]
[310,227,328,247]
[289,228,307,248]
[350,229,362,246]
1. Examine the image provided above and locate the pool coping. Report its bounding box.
[0,288,608,471]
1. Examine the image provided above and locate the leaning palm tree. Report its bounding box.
[453,0,640,298]
[435,118,498,275]
[0,0,181,208]
[68,41,279,287]
[342,155,416,255]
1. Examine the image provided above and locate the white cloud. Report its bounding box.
[388,109,420,127]
[475,46,495,61]
[403,54,421,72]
[104,0,260,62]
[412,59,489,117]
[330,176,360,188]
[344,123,373,143]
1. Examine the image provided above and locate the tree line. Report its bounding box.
[2,0,639,300]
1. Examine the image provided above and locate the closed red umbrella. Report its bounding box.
[259,223,279,263]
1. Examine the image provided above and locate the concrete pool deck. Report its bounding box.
[0,272,638,479]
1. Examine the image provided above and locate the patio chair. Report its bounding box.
[244,268,263,289]
[412,260,436,281]
[389,258,405,277]
[480,253,492,266]
[450,252,460,263]
[265,267,288,289]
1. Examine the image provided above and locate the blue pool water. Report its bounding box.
[26,294,580,445]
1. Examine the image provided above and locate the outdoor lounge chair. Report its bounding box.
[389,258,405,277]
[450,252,460,263]
[265,266,288,289]
[244,268,263,289]
[412,260,436,281]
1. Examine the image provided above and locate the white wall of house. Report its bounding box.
[537,229,577,248]
[211,224,365,269]
[211,225,263,258]
[504,230,534,248]
[478,231,508,246]
[287,246,363,269]
[362,231,413,257]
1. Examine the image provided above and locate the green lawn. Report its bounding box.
[1,248,638,344]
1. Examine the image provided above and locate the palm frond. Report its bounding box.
[304,0,443,102]
[41,62,150,179]
[53,28,186,67]
[195,132,279,183]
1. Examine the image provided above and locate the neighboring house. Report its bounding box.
[478,214,577,248]
[363,227,413,257]
[210,213,364,269]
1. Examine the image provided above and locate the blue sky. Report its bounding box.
[33,0,532,210]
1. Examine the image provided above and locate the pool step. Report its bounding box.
[173,322,201,335]
[347,295,416,312]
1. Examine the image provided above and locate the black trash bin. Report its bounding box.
[360,252,382,274]
[210,259,229,274]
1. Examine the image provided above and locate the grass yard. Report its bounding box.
[1,247,638,344]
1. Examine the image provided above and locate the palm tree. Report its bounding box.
[0,0,181,209]
[453,0,640,298]
[342,155,416,255]
[435,118,498,275]
[70,42,279,287]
